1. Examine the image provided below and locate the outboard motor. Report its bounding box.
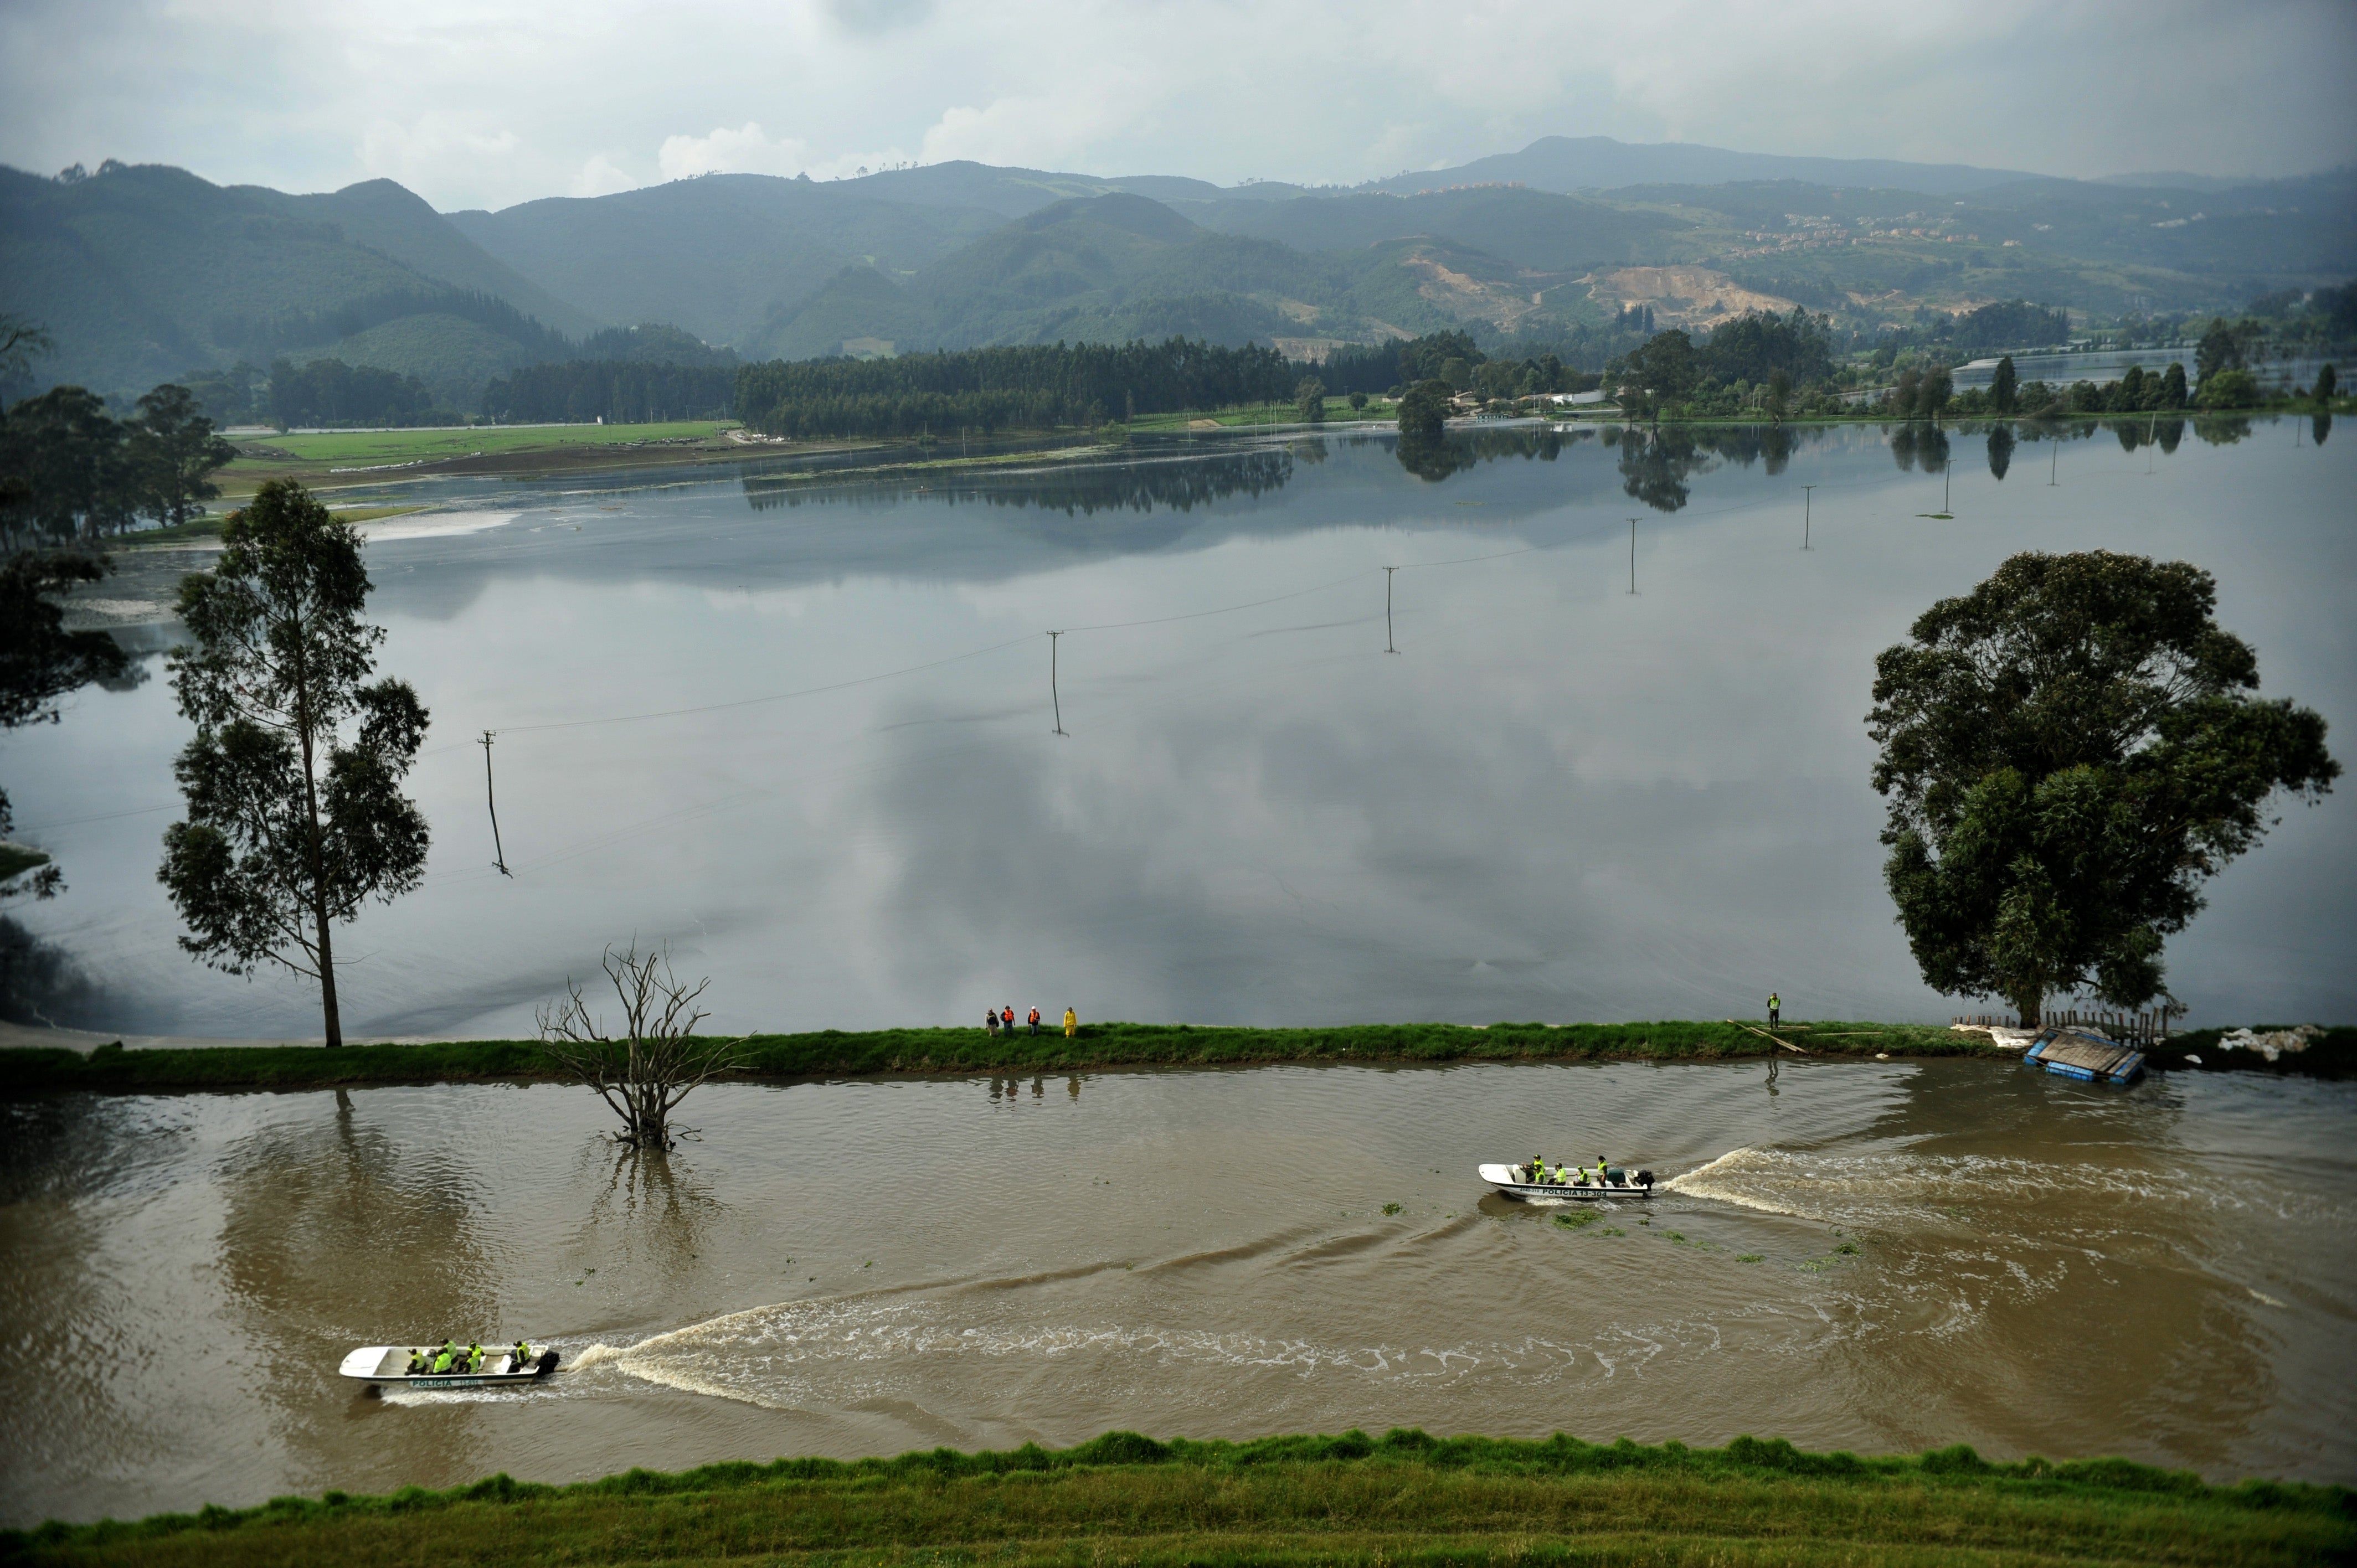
[1636,1169,1654,1190]
[535,1349,560,1377]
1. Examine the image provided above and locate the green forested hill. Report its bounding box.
[0,161,603,405]
[754,193,1569,358]
[446,173,1004,349]
[1194,186,1694,274]
[4,141,2346,419]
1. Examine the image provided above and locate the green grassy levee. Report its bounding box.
[8,1430,2346,1566]
[8,1022,2349,1094]
[3,1019,1978,1092]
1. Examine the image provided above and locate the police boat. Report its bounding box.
[339,1343,560,1389]
[1480,1162,1655,1200]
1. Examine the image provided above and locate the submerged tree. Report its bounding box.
[158,480,430,1046]
[538,943,744,1151]
[1396,378,1449,439]
[1867,551,2337,1025]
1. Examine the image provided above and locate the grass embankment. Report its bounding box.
[17,1020,2351,1094]
[9,1430,2346,1567]
[208,421,760,503]
[5,1019,1993,1093]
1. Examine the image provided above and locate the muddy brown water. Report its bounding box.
[3,1056,2351,1524]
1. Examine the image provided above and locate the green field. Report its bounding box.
[230,419,742,468]
[9,1430,2344,1566]
[9,1020,2346,1094]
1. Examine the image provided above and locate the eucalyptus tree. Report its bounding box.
[158,480,429,1045]
[1868,551,2337,1025]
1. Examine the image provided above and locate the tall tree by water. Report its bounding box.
[130,385,238,527]
[158,481,430,1046]
[1294,375,1326,425]
[1867,551,2337,1026]
[1990,355,2019,416]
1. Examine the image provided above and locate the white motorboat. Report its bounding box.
[1480,1161,1655,1200]
[339,1343,559,1389]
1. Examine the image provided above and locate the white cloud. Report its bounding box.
[0,0,2350,209]
[572,153,641,197]
[657,122,813,180]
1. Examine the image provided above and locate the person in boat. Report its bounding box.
[512,1340,533,1369]
[1593,1157,1611,1187]
[406,1348,429,1374]
[430,1343,456,1374]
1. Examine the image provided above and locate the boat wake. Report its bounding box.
[553,1292,1815,1412]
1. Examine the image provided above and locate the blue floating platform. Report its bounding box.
[2024,1028,2145,1085]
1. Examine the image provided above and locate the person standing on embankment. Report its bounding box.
[1768,992,1781,1027]
[1064,1007,1078,1039]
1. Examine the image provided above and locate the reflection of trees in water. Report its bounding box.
[2314,411,2332,447]
[742,449,1296,517]
[2112,417,2188,455]
[1985,425,2016,479]
[212,1092,499,1480]
[1393,424,1592,483]
[1888,422,1952,474]
[0,915,103,1027]
[1607,426,1715,513]
[574,1139,716,1281]
[0,1096,203,1498]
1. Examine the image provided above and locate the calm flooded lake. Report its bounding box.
[4,1058,2352,1524]
[8,417,2351,1036]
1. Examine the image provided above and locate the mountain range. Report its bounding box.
[3,138,2349,409]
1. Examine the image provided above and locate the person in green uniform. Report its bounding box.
[512,1340,533,1369]
[431,1344,455,1374]
[1768,992,1781,1027]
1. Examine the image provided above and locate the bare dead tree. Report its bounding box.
[537,943,743,1151]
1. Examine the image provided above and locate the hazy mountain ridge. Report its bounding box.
[3,138,2347,409]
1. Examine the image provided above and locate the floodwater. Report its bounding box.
[1951,350,2334,392]
[9,417,2350,1036]
[3,1057,2351,1524]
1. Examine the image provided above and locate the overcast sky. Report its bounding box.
[4,0,2352,212]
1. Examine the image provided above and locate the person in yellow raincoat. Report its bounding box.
[1063,1007,1078,1038]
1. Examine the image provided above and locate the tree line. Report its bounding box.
[482,361,738,424]
[1603,309,1840,420]
[2,382,236,549]
[733,339,1300,440]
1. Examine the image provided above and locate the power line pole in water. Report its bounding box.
[1627,518,1640,595]
[2049,437,2059,486]
[1384,566,1398,653]
[479,730,512,878]
[1047,631,1067,736]
[1802,484,1816,550]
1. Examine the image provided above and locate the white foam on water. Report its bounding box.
[2247,1287,2289,1308]
[557,1294,1770,1411]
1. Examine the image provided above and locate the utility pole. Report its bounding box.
[1942,456,1952,515]
[2049,436,2058,486]
[1802,484,1816,550]
[1384,566,1398,653]
[1627,518,1639,595]
[1047,631,1066,735]
[479,730,512,878]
